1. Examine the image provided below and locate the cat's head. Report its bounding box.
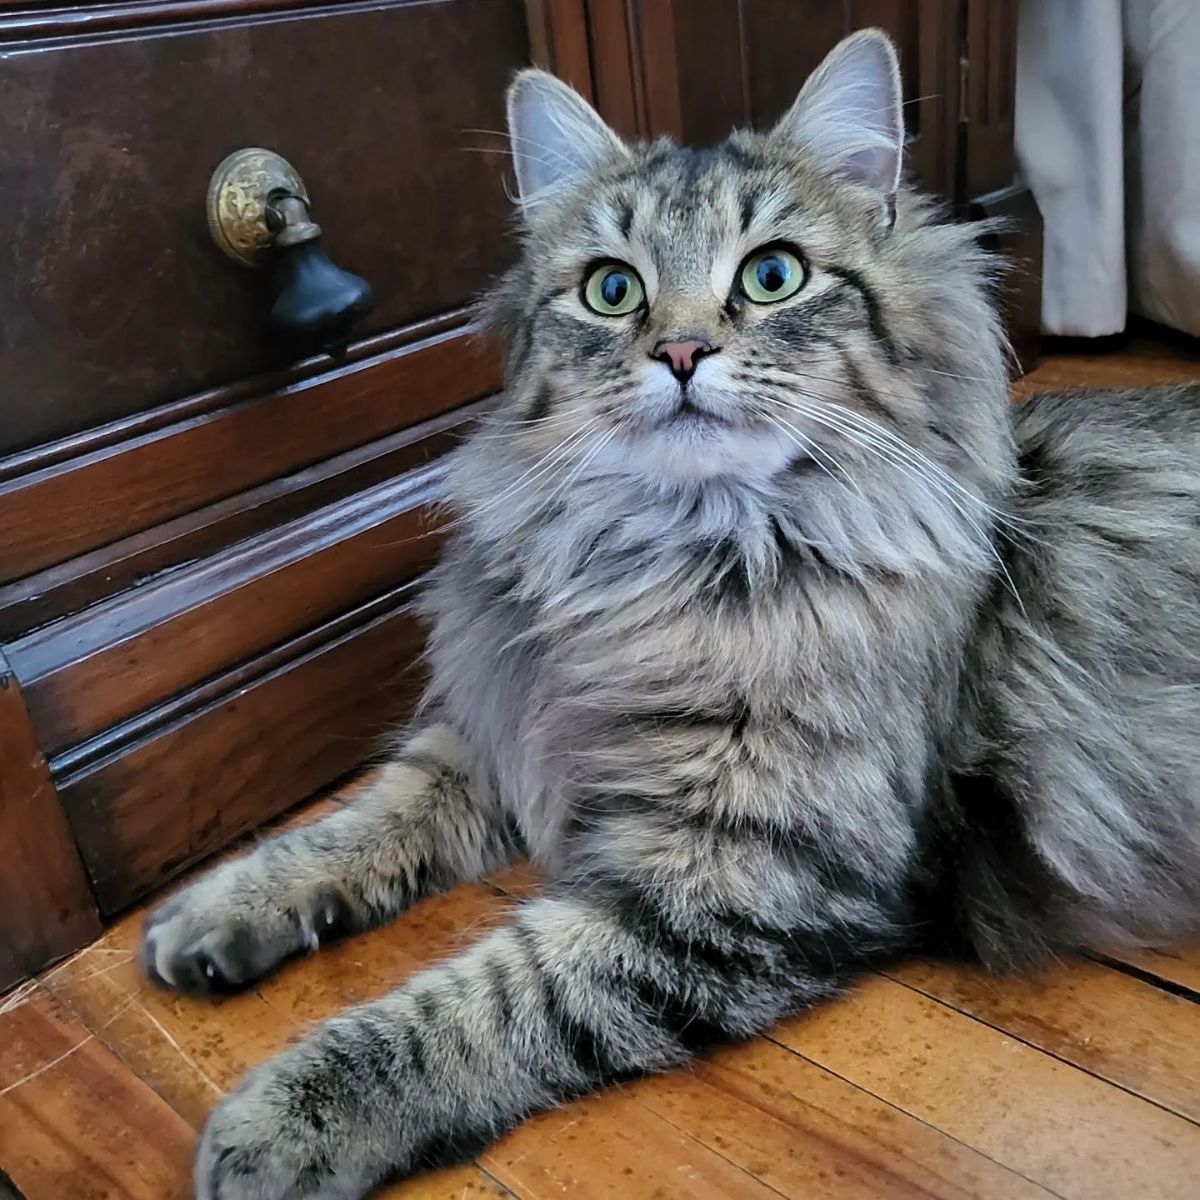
[481,30,1007,500]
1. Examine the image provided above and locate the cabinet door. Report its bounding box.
[0,0,535,972]
[531,0,961,197]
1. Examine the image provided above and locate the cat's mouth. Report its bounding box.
[659,394,730,430]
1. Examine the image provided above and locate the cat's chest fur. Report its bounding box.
[421,483,965,866]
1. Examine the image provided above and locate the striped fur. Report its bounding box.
[138,33,1199,1199]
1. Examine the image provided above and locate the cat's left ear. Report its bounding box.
[771,29,904,214]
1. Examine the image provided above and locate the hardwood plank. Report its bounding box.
[1099,945,1200,998]
[773,976,1200,1200]
[44,883,517,1128]
[890,958,1200,1121]
[0,985,194,1200]
[483,1089,783,1199]
[1013,345,1200,398]
[0,651,100,992]
[632,1039,1054,1199]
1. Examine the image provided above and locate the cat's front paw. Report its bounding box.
[140,861,349,994]
[195,1053,382,1200]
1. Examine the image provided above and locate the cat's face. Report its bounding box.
[495,135,898,481]
[483,32,1005,506]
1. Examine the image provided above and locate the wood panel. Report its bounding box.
[525,0,594,99]
[773,976,1200,1200]
[962,0,1018,199]
[716,0,959,197]
[0,0,525,452]
[0,986,195,1200]
[0,652,100,993]
[58,584,428,913]
[0,397,480,640]
[9,465,443,754]
[890,958,1200,1122]
[0,322,497,587]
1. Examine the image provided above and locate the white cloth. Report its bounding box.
[1014,0,1200,336]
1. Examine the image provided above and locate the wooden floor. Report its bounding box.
[3,333,1199,1200]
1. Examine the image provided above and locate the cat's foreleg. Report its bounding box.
[140,723,514,993]
[191,855,905,1199]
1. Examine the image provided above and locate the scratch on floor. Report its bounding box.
[39,941,129,987]
[46,953,137,990]
[0,1032,93,1097]
[0,979,40,1016]
[131,998,224,1098]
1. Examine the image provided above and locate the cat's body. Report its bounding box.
[140,32,1199,1200]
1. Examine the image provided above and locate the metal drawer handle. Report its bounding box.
[206,148,374,353]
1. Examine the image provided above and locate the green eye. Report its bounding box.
[583,262,645,316]
[739,246,805,304]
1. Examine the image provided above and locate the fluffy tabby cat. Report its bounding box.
[141,31,1199,1199]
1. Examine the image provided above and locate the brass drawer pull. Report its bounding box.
[206,148,374,353]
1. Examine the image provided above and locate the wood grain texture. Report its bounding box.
[772,977,1200,1200]
[58,586,429,913]
[0,985,195,1200]
[623,1040,1054,1199]
[0,326,498,586]
[0,0,524,453]
[11,467,442,753]
[0,398,480,640]
[0,651,100,993]
[1100,945,1200,999]
[890,958,1200,1121]
[32,729,1200,1199]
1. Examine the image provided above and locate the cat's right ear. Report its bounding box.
[506,70,627,208]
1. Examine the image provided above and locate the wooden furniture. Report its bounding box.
[0,0,1040,990]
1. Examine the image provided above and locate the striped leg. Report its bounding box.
[192,850,909,1198]
[140,724,515,993]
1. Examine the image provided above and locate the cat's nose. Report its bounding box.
[651,337,717,383]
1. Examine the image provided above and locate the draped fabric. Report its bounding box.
[1015,0,1200,336]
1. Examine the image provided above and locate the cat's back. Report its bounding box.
[1009,382,1200,667]
[950,382,1200,962]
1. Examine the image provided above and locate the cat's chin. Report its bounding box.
[608,423,795,485]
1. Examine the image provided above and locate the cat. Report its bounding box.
[139,30,1200,1200]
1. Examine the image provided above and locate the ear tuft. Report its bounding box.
[506,70,627,207]
[771,29,904,199]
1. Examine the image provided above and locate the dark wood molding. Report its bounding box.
[0,308,472,485]
[10,463,445,755]
[0,649,101,992]
[0,0,421,44]
[969,182,1044,376]
[526,0,594,99]
[961,0,1019,201]
[59,583,429,913]
[0,399,485,640]
[0,326,500,586]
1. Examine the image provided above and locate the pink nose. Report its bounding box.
[652,338,715,381]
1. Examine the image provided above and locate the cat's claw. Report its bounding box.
[139,868,351,994]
